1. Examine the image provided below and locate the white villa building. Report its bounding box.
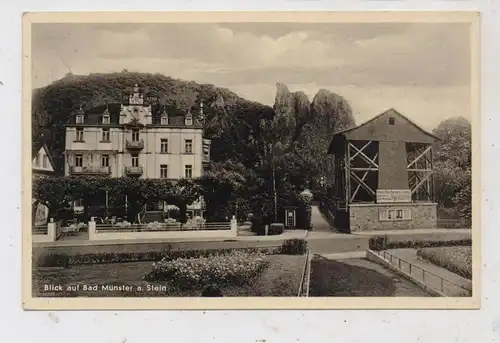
[63,84,211,219]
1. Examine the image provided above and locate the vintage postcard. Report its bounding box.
[22,11,480,310]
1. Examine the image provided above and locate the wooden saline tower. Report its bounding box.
[327,108,440,232]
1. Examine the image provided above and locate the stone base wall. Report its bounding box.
[349,203,437,232]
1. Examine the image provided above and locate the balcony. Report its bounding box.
[70,166,111,175]
[125,139,144,151]
[202,154,210,165]
[125,165,143,176]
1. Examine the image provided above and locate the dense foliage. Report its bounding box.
[432,117,472,226]
[32,175,201,223]
[145,250,270,289]
[417,246,472,280]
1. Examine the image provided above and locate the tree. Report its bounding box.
[32,176,72,221]
[432,117,472,225]
[198,161,250,222]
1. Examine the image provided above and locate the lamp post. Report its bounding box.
[300,189,313,231]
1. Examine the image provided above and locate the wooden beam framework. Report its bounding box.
[406,143,434,201]
[347,141,379,203]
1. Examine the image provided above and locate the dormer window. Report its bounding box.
[389,117,395,125]
[161,115,169,125]
[185,115,193,126]
[102,115,110,124]
[76,115,84,124]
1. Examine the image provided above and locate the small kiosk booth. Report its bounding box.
[284,206,298,230]
[327,109,440,232]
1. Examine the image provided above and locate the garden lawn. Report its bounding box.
[32,254,305,297]
[417,246,472,280]
[309,257,431,297]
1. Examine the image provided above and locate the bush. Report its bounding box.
[368,236,472,251]
[34,247,281,267]
[269,223,284,235]
[145,250,271,289]
[280,239,308,255]
[250,216,284,236]
[417,246,472,279]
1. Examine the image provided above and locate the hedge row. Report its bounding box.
[369,236,472,251]
[34,239,309,267]
[416,247,472,280]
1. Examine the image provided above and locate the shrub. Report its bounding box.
[145,250,271,289]
[269,223,284,235]
[368,236,472,250]
[280,239,308,255]
[369,236,388,251]
[417,246,472,279]
[250,217,284,236]
[34,247,281,267]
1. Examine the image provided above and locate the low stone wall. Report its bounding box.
[349,203,437,232]
[32,221,58,243]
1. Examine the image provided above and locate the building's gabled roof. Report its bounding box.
[327,108,440,154]
[332,108,440,140]
[32,141,56,170]
[66,103,203,127]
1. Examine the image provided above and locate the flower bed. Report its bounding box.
[417,246,472,280]
[145,250,271,289]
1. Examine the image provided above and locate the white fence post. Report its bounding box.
[230,215,238,236]
[88,218,96,240]
[47,218,56,242]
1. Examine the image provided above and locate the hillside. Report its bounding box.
[32,71,275,173]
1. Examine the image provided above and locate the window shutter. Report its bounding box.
[403,208,412,220]
[379,209,388,221]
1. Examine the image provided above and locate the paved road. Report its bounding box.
[310,206,333,232]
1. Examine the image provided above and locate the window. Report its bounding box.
[185,165,193,179]
[75,154,83,167]
[161,116,169,125]
[132,129,140,142]
[35,153,40,166]
[380,208,411,221]
[76,128,84,141]
[185,139,193,154]
[102,115,110,124]
[389,116,395,125]
[185,116,193,126]
[76,115,84,124]
[160,165,168,179]
[203,145,210,160]
[160,139,169,153]
[101,154,109,167]
[131,155,139,167]
[102,128,110,142]
[42,155,48,168]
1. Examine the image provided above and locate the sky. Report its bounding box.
[31,22,472,130]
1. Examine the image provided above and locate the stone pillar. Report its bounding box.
[47,218,56,242]
[230,215,238,237]
[88,218,97,241]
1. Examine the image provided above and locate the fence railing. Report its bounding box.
[372,250,472,296]
[95,221,231,233]
[298,232,312,297]
[32,225,48,235]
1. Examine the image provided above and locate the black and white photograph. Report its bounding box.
[23,12,480,309]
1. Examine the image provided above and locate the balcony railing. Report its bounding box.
[125,139,144,150]
[125,165,143,176]
[202,154,210,164]
[70,166,111,175]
